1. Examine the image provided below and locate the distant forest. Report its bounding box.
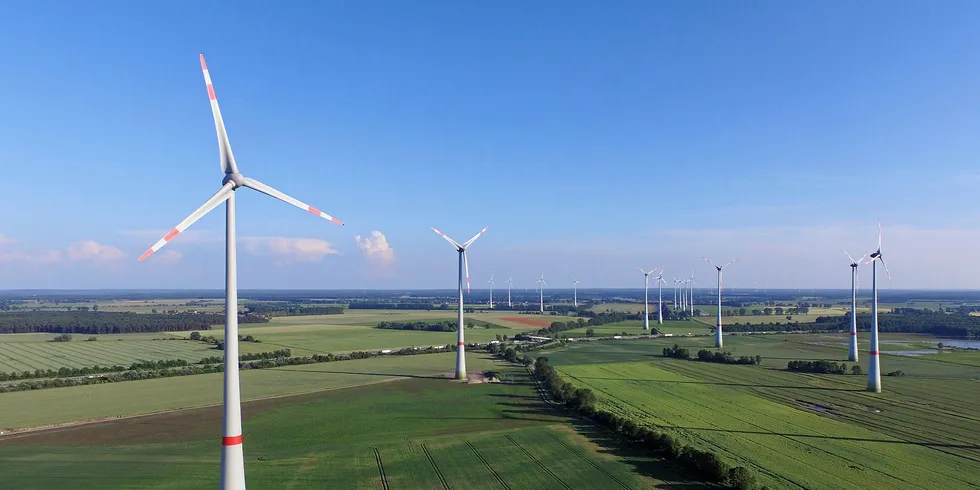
[245,303,344,316]
[724,309,980,339]
[0,311,268,334]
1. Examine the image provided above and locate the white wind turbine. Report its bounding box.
[864,222,890,393]
[703,257,736,348]
[487,275,495,309]
[573,278,580,308]
[137,54,344,490]
[688,271,696,315]
[843,249,866,363]
[506,277,513,307]
[654,269,666,325]
[639,267,656,330]
[432,226,489,381]
[537,273,547,312]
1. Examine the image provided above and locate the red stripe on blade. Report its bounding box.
[222,435,243,446]
[137,249,154,262]
[331,217,344,226]
[163,228,180,242]
[207,84,216,100]
[308,206,321,216]
[200,54,208,70]
[870,351,879,355]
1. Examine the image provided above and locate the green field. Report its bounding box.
[562,319,711,337]
[542,334,980,490]
[0,356,698,489]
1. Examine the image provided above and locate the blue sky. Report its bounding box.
[1,1,979,289]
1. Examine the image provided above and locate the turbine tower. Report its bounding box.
[703,257,736,348]
[843,250,866,363]
[138,54,344,490]
[487,275,495,309]
[654,270,666,324]
[689,271,696,315]
[432,225,489,381]
[639,267,656,330]
[864,222,890,393]
[537,273,547,312]
[506,277,513,307]
[573,278,580,308]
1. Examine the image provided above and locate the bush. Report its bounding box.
[189,331,202,341]
[51,334,72,342]
[725,466,757,490]
[87,336,98,341]
[886,370,906,377]
[850,365,862,375]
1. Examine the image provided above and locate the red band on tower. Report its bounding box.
[222,435,243,446]
[850,332,858,336]
[870,351,879,355]
[457,341,464,346]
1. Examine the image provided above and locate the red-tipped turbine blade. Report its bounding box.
[200,54,239,175]
[242,177,343,226]
[138,182,235,262]
[431,227,463,249]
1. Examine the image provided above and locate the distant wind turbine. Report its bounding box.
[843,249,866,363]
[487,274,495,309]
[639,267,656,330]
[654,269,666,325]
[137,54,345,490]
[432,225,489,381]
[573,278,580,308]
[506,277,513,307]
[864,222,890,393]
[704,257,736,348]
[537,273,547,312]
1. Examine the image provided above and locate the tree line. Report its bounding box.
[816,310,980,339]
[531,357,759,489]
[376,320,457,332]
[244,303,344,316]
[787,360,860,375]
[0,311,268,334]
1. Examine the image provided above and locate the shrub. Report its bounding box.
[725,466,757,490]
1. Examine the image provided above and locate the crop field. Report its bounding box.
[0,358,696,489]
[545,335,980,490]
[561,319,711,337]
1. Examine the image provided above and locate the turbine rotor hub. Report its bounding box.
[222,172,245,189]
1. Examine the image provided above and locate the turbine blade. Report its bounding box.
[138,182,235,261]
[462,226,489,248]
[431,227,463,249]
[722,258,737,269]
[464,251,471,293]
[880,257,892,281]
[702,256,715,267]
[200,54,238,175]
[843,249,856,264]
[242,177,343,225]
[877,219,882,250]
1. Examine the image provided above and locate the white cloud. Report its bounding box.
[355,231,395,264]
[67,241,127,262]
[119,229,217,244]
[240,236,339,265]
[155,250,183,264]
[0,234,16,245]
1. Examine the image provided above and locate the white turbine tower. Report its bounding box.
[703,257,736,348]
[654,270,666,325]
[506,277,513,307]
[638,267,656,330]
[137,54,344,490]
[843,250,866,363]
[432,226,489,381]
[537,273,547,312]
[864,222,890,393]
[487,275,495,309]
[689,271,696,315]
[573,278,580,308]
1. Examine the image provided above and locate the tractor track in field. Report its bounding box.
[420,443,451,490]
[545,432,631,489]
[504,434,571,490]
[372,448,389,490]
[465,440,511,490]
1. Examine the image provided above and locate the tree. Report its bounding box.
[763,308,773,316]
[585,328,596,337]
[851,365,862,375]
[495,334,502,341]
[92,304,99,312]
[725,467,757,490]
[738,308,747,316]
[189,331,202,341]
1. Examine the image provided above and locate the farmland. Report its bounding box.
[0,355,697,489]
[543,334,980,490]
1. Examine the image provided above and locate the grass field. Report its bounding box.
[543,334,980,490]
[0,310,538,372]
[0,356,699,489]
[562,319,712,337]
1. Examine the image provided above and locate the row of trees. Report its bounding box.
[816,310,980,338]
[244,303,344,316]
[0,345,454,393]
[376,320,458,332]
[695,349,762,365]
[198,349,291,364]
[0,311,268,334]
[532,310,655,337]
[787,360,859,375]
[531,357,759,489]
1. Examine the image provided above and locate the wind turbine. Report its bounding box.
[506,277,513,307]
[137,54,344,490]
[654,269,666,324]
[688,271,696,315]
[639,267,656,330]
[703,257,736,348]
[843,249,866,363]
[572,278,580,308]
[537,273,547,312]
[864,222,890,393]
[432,225,489,381]
[487,275,495,309]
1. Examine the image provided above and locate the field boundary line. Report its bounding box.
[419,443,451,490]
[504,434,571,490]
[464,440,511,490]
[372,447,389,490]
